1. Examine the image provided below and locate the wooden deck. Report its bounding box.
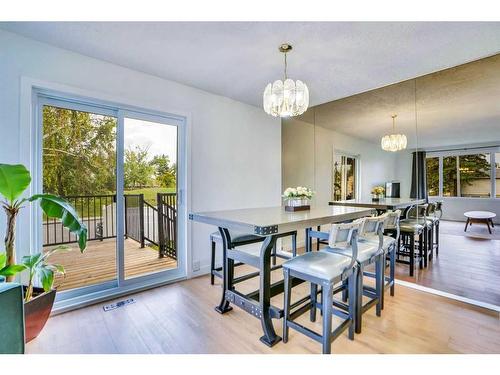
[46,238,177,291]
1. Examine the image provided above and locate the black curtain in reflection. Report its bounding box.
[410,151,427,200]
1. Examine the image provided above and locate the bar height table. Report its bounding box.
[189,205,372,347]
[329,197,425,212]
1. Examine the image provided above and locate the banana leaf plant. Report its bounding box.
[0,163,87,291]
[21,246,69,302]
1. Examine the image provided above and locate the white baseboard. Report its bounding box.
[395,279,500,314]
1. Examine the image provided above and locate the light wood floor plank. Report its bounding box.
[26,270,500,354]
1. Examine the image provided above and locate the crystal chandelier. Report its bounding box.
[381,115,407,152]
[263,43,309,117]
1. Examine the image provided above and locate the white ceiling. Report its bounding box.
[1,22,500,107]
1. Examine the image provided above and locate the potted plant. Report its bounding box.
[282,186,314,211]
[0,163,87,342]
[371,186,385,201]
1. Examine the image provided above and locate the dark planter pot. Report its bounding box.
[23,286,56,343]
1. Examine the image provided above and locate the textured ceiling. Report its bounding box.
[1,22,500,107]
[299,54,500,148]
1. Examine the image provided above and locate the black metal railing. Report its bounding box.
[158,193,177,259]
[43,192,177,260]
[43,194,116,246]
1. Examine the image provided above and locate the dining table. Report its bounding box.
[189,205,372,347]
[329,197,425,212]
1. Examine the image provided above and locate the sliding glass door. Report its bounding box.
[41,101,119,291]
[37,93,186,302]
[123,116,179,280]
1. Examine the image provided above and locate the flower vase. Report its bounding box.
[285,197,310,212]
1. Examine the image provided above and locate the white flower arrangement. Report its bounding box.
[282,186,314,200]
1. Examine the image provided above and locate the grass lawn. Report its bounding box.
[125,187,176,206]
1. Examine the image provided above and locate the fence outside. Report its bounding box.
[43,192,177,260]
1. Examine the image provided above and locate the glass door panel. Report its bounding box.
[123,117,178,279]
[42,104,117,291]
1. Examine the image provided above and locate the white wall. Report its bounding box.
[282,118,406,248]
[428,198,500,224]
[282,118,403,205]
[0,30,281,277]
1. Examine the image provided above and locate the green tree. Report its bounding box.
[150,154,176,188]
[43,106,116,196]
[427,154,490,196]
[124,145,154,189]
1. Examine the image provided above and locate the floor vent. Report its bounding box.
[103,298,136,312]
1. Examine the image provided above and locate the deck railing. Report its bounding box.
[43,192,177,260]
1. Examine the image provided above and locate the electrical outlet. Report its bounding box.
[192,260,200,272]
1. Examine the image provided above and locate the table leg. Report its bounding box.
[486,219,492,234]
[259,234,281,347]
[215,227,233,314]
[464,218,470,232]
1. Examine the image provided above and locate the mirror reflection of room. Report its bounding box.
[282,53,500,307]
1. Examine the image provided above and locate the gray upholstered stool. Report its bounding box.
[426,203,440,258]
[210,230,297,285]
[322,215,384,333]
[282,222,359,354]
[399,204,430,275]
[361,210,400,309]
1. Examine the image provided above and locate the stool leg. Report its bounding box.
[375,255,383,317]
[429,226,434,261]
[418,233,424,269]
[390,245,396,296]
[310,283,318,322]
[355,266,363,334]
[409,235,415,277]
[282,269,291,344]
[341,279,348,303]
[321,282,333,354]
[435,221,439,256]
[423,230,428,268]
[347,272,356,340]
[292,233,297,257]
[210,240,216,285]
[316,225,321,251]
[272,243,277,266]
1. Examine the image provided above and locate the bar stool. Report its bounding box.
[426,202,440,258]
[308,216,384,334]
[398,204,429,276]
[362,210,401,309]
[210,230,297,285]
[282,222,360,354]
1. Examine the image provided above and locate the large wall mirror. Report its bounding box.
[282,53,500,308]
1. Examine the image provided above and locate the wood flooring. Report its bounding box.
[26,267,500,354]
[394,220,500,306]
[46,238,177,291]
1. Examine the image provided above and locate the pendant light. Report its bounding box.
[263,43,309,117]
[381,114,407,152]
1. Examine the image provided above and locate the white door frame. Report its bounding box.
[20,77,190,312]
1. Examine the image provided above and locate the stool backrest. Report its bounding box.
[357,215,385,237]
[328,221,361,268]
[328,221,361,248]
[383,209,401,229]
[426,202,437,217]
[406,204,428,219]
[383,209,401,240]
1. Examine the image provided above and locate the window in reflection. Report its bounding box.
[428,152,494,198]
[426,157,439,196]
[333,154,357,201]
[458,153,491,198]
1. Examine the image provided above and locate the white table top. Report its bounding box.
[329,197,425,210]
[189,205,373,235]
[464,211,496,219]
